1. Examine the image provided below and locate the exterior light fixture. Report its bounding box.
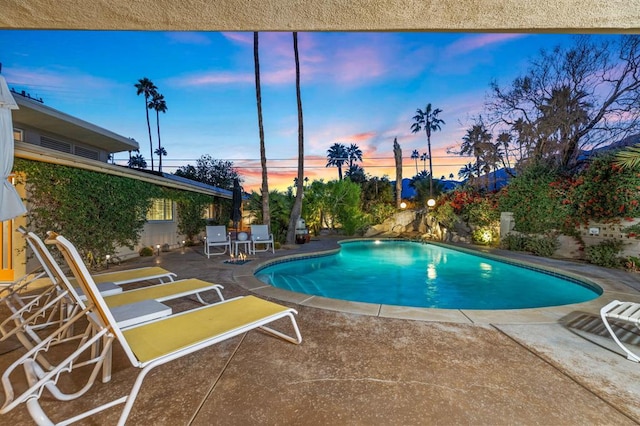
[105,254,110,269]
[400,202,407,209]
[427,198,436,207]
[156,244,161,256]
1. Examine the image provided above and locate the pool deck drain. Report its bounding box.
[2,235,640,424]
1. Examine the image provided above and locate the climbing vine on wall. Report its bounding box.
[14,159,159,265]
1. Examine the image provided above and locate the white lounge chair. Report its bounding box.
[204,225,231,258]
[0,233,302,426]
[250,224,275,254]
[2,230,225,361]
[601,300,640,362]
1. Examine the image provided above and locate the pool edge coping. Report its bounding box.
[233,238,640,325]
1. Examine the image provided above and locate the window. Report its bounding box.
[13,128,23,142]
[147,199,174,221]
[203,203,217,220]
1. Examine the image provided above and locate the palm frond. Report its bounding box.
[615,144,640,169]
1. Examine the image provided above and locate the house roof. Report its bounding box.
[15,141,232,199]
[12,92,139,153]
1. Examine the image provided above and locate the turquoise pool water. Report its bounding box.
[255,240,602,310]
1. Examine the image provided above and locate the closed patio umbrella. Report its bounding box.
[0,69,26,222]
[231,178,242,234]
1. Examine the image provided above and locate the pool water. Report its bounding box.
[255,240,602,310]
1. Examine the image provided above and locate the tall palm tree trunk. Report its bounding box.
[286,31,304,245]
[393,138,402,208]
[427,134,433,197]
[156,110,162,172]
[146,99,154,171]
[254,32,270,227]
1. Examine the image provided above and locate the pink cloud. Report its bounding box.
[445,33,527,57]
[221,32,253,45]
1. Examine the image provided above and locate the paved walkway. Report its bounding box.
[2,236,640,425]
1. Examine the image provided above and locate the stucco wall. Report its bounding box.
[1,0,638,31]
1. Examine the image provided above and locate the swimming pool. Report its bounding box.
[255,240,602,310]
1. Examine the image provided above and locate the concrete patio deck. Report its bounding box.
[2,235,640,425]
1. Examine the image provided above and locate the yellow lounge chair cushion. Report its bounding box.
[123,296,291,363]
[103,279,219,308]
[69,267,175,285]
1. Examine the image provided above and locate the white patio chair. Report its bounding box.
[0,233,302,426]
[601,300,640,362]
[204,225,231,258]
[250,224,275,254]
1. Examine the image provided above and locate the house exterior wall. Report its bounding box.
[14,123,110,163]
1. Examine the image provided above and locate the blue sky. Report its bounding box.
[0,31,609,191]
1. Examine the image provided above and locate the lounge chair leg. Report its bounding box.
[600,308,640,362]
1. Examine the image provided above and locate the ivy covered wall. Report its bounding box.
[14,159,219,267]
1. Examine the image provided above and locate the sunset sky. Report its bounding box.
[0,31,616,192]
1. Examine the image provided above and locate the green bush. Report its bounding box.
[500,233,559,257]
[471,227,499,245]
[139,246,154,256]
[585,239,625,268]
[524,234,559,257]
[500,233,529,251]
[625,256,640,272]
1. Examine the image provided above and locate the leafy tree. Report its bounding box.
[325,179,365,234]
[360,175,393,212]
[326,142,348,180]
[410,172,443,206]
[148,92,167,172]
[253,32,271,230]
[497,162,569,234]
[175,192,213,243]
[128,153,147,169]
[410,103,445,198]
[174,155,239,190]
[286,31,306,245]
[134,77,157,171]
[248,190,293,243]
[488,35,640,172]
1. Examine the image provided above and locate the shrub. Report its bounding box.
[471,227,499,245]
[524,234,559,257]
[584,239,625,268]
[139,246,154,256]
[500,233,559,257]
[500,233,529,251]
[625,256,640,272]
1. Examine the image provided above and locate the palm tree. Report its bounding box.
[460,122,492,181]
[410,103,445,198]
[154,147,167,171]
[411,149,420,174]
[347,143,363,169]
[286,31,305,245]
[148,92,167,172]
[135,78,157,171]
[616,144,640,169]
[420,152,428,172]
[458,162,476,181]
[326,142,348,180]
[254,31,270,228]
[128,154,147,169]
